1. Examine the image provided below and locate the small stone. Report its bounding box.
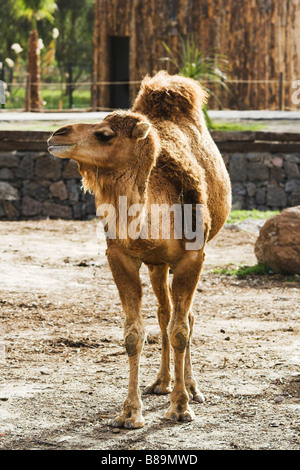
[266,185,287,208]
[16,155,34,179]
[0,168,14,180]
[0,182,19,201]
[0,154,19,168]
[229,153,247,182]
[285,162,300,180]
[272,156,283,168]
[50,181,68,200]
[42,202,72,219]
[246,182,256,197]
[35,154,61,180]
[63,160,80,179]
[112,427,121,434]
[22,195,42,216]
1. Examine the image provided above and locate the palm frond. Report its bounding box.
[162,35,230,103]
[14,0,57,23]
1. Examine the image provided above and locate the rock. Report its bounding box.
[66,179,80,203]
[23,181,49,201]
[272,156,283,168]
[248,162,269,182]
[3,201,20,219]
[255,206,300,274]
[0,153,19,168]
[285,179,300,193]
[246,182,256,197]
[50,181,68,200]
[35,154,61,180]
[232,183,247,196]
[255,187,266,205]
[62,160,80,179]
[42,202,72,219]
[0,182,19,201]
[21,195,42,217]
[16,155,34,179]
[229,153,247,182]
[0,168,14,180]
[285,162,300,180]
[266,185,287,208]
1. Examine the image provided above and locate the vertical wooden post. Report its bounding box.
[68,63,73,109]
[279,72,283,111]
[25,74,31,112]
[92,72,97,111]
[1,61,5,109]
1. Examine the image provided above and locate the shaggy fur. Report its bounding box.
[47,71,232,428]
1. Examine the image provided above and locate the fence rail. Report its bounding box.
[1,76,299,111]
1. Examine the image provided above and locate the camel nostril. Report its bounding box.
[53,127,71,136]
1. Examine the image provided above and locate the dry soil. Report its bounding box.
[0,219,299,450]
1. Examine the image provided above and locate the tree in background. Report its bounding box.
[54,0,94,86]
[14,0,57,111]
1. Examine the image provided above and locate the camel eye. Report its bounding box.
[94,131,115,143]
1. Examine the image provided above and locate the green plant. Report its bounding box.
[212,263,273,278]
[14,0,57,110]
[162,35,230,127]
[226,210,279,225]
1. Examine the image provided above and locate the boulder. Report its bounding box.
[255,206,300,274]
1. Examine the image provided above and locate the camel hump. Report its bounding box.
[132,71,208,119]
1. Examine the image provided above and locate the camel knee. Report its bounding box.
[169,321,189,353]
[124,322,145,357]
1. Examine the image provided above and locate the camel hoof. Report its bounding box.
[164,405,195,422]
[112,413,145,429]
[144,383,171,395]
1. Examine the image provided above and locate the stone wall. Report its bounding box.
[223,151,300,211]
[0,130,300,220]
[0,151,95,220]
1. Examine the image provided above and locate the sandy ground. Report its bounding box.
[0,219,299,450]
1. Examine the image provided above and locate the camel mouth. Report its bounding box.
[47,144,75,158]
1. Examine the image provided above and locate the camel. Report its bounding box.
[47,71,231,428]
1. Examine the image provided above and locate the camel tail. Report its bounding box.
[132,71,208,120]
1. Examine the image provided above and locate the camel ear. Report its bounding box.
[132,121,151,141]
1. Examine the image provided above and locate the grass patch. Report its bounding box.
[5,87,91,110]
[226,210,279,225]
[213,263,273,278]
[209,121,267,132]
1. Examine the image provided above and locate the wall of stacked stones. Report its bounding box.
[0,151,95,220]
[0,131,300,220]
[223,151,300,211]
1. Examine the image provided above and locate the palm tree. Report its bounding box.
[162,35,230,128]
[14,0,57,111]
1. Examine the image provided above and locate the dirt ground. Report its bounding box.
[0,218,299,450]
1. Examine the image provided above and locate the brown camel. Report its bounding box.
[47,71,231,428]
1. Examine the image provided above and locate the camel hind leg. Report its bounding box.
[166,250,205,422]
[185,311,205,403]
[144,263,172,395]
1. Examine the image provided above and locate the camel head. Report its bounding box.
[47,112,153,170]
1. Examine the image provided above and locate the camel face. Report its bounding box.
[47,118,151,169]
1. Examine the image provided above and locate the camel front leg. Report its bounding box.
[106,246,145,429]
[165,251,204,422]
[144,264,172,395]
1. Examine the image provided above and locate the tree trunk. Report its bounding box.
[25,29,41,111]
